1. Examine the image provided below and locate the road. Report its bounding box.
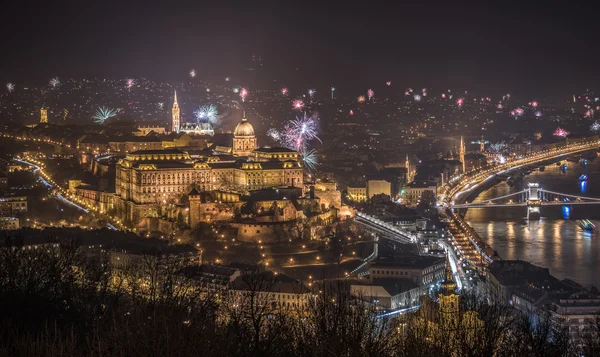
[15,157,118,231]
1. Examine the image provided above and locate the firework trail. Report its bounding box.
[92,106,117,124]
[331,87,335,99]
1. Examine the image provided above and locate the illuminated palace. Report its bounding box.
[115,111,304,223]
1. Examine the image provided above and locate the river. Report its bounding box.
[464,157,600,288]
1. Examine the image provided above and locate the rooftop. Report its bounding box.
[370,256,445,270]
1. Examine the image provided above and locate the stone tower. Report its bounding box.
[172,90,180,133]
[40,106,48,123]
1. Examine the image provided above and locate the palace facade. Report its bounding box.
[114,113,304,224]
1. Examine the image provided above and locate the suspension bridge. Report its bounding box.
[451,182,600,219]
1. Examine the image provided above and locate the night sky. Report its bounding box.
[2,2,599,97]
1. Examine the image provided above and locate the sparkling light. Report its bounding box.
[456,98,463,107]
[233,88,240,94]
[414,94,422,101]
[126,78,135,89]
[357,96,366,103]
[590,121,600,132]
[367,89,374,100]
[6,83,14,93]
[281,88,288,95]
[190,69,196,78]
[386,81,391,86]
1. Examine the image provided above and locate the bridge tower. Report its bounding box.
[526,183,541,220]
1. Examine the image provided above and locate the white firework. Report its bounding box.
[92,106,117,124]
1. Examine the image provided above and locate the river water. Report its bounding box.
[465,157,600,288]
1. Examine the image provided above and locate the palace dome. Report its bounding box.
[234,112,255,137]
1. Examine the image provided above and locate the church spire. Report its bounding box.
[172,90,180,133]
[441,255,457,294]
[459,136,466,173]
[242,110,247,121]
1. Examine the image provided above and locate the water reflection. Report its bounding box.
[465,160,600,288]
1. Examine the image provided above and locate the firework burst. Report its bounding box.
[367,89,374,100]
[553,127,569,138]
[233,87,240,94]
[190,69,196,78]
[6,83,14,93]
[270,113,322,170]
[240,88,248,102]
[267,128,281,142]
[357,96,366,103]
[293,99,304,110]
[126,78,135,89]
[92,106,117,124]
[456,98,464,107]
[414,94,422,101]
[386,81,391,86]
[193,104,218,123]
[299,148,319,171]
[281,88,288,95]
[591,121,600,133]
[49,77,60,89]
[488,142,507,154]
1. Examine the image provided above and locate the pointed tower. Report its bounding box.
[459,136,466,173]
[40,106,48,123]
[405,154,412,183]
[439,256,459,332]
[172,90,180,133]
